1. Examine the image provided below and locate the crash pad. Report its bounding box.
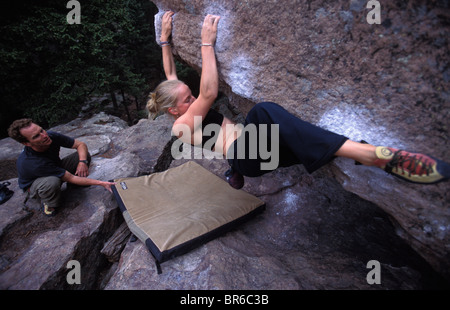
[111,161,265,272]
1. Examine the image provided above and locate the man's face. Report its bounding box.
[20,123,52,151]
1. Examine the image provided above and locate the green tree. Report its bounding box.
[0,0,162,137]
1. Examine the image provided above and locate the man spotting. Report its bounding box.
[8,118,114,216]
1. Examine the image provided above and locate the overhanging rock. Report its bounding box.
[150,0,450,278]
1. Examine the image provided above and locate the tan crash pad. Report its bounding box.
[112,161,265,265]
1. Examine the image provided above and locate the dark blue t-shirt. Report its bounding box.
[17,131,75,190]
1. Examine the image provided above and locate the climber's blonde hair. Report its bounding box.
[146,80,184,119]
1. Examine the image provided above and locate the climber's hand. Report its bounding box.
[161,11,174,42]
[201,14,220,46]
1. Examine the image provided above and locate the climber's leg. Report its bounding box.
[334,140,377,166]
[228,101,348,177]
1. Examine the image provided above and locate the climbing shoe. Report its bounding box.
[374,147,450,184]
[225,167,245,189]
[41,202,56,217]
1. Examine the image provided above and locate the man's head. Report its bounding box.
[8,118,52,151]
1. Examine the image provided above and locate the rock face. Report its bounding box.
[105,157,447,290]
[0,113,144,289]
[0,111,448,289]
[0,113,175,289]
[151,0,450,278]
[0,0,449,289]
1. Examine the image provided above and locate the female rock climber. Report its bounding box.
[147,11,449,189]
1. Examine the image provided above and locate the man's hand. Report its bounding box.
[72,139,90,177]
[100,181,115,193]
[75,161,89,177]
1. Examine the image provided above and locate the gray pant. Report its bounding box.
[29,152,91,209]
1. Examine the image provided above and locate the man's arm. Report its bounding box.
[72,139,89,177]
[61,171,114,192]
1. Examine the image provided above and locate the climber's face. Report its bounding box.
[169,83,196,118]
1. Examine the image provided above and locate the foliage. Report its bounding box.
[0,0,162,136]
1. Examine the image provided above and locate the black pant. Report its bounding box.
[227,102,348,177]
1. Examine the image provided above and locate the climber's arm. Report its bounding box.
[161,11,177,81]
[173,15,220,137]
[196,15,220,108]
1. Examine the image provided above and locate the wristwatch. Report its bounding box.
[79,160,89,165]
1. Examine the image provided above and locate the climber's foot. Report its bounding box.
[374,147,450,184]
[225,168,245,189]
